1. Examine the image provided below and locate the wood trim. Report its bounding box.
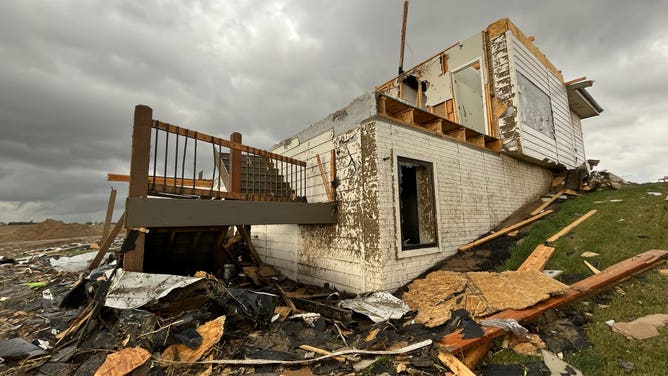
[459,210,554,251]
[441,249,668,352]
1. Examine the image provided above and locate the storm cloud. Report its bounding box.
[1,0,666,222]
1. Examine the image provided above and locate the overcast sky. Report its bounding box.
[1,1,667,223]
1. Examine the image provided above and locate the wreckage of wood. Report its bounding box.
[154,339,432,366]
[440,249,668,353]
[530,190,564,216]
[438,351,476,376]
[458,210,554,251]
[545,209,597,243]
[87,211,126,271]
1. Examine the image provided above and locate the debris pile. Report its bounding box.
[587,170,632,190]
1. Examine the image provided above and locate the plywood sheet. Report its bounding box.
[402,270,567,327]
[467,270,567,312]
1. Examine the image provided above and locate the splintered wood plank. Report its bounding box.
[440,249,668,353]
[88,211,126,270]
[438,352,476,376]
[461,340,492,369]
[530,190,565,216]
[459,210,554,252]
[546,210,597,243]
[517,244,555,272]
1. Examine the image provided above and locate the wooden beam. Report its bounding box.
[424,119,444,134]
[125,198,337,227]
[107,173,213,188]
[459,210,554,251]
[564,76,587,86]
[546,209,597,243]
[229,132,242,194]
[377,95,387,115]
[101,188,117,244]
[395,108,415,124]
[237,225,263,267]
[517,244,555,272]
[437,352,476,376]
[88,212,126,271]
[329,149,336,200]
[447,127,466,142]
[584,260,601,274]
[530,190,565,216]
[124,105,152,272]
[316,154,334,202]
[485,138,502,152]
[441,249,668,353]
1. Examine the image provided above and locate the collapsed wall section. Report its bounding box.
[372,119,552,291]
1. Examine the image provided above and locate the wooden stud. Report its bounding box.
[329,149,336,200]
[236,225,263,267]
[315,154,334,202]
[377,95,387,115]
[101,188,117,245]
[530,190,565,216]
[440,53,448,74]
[437,352,476,376]
[445,99,456,122]
[424,119,444,134]
[459,210,554,251]
[546,210,597,243]
[89,212,126,271]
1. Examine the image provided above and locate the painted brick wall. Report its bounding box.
[370,119,552,291]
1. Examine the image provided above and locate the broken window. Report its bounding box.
[517,72,555,138]
[398,157,437,250]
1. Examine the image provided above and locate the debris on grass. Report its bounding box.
[611,313,668,340]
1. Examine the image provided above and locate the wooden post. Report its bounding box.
[229,132,242,194]
[398,0,409,74]
[124,105,152,272]
[100,188,117,244]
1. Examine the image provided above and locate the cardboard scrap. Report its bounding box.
[94,347,151,376]
[402,270,567,327]
[611,313,668,340]
[580,251,599,258]
[162,315,226,362]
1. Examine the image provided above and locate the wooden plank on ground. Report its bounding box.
[517,244,555,272]
[459,210,554,252]
[530,190,564,216]
[438,352,476,376]
[584,260,601,274]
[440,249,668,353]
[546,210,597,243]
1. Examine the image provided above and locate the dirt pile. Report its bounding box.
[0,219,103,243]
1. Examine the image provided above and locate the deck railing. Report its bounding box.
[129,105,306,202]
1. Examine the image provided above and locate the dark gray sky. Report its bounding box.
[1,1,667,222]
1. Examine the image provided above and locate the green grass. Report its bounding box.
[488,183,668,375]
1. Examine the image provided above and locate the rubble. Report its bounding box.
[587,170,631,190]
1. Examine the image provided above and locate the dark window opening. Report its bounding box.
[398,157,437,250]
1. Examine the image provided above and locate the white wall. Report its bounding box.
[507,31,584,168]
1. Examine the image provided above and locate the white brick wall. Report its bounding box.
[256,117,551,293]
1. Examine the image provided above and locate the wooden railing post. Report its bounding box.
[229,132,242,194]
[124,104,152,272]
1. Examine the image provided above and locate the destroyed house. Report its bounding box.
[121,18,601,293]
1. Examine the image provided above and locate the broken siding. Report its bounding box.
[507,32,580,168]
[373,120,551,291]
[490,31,521,152]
